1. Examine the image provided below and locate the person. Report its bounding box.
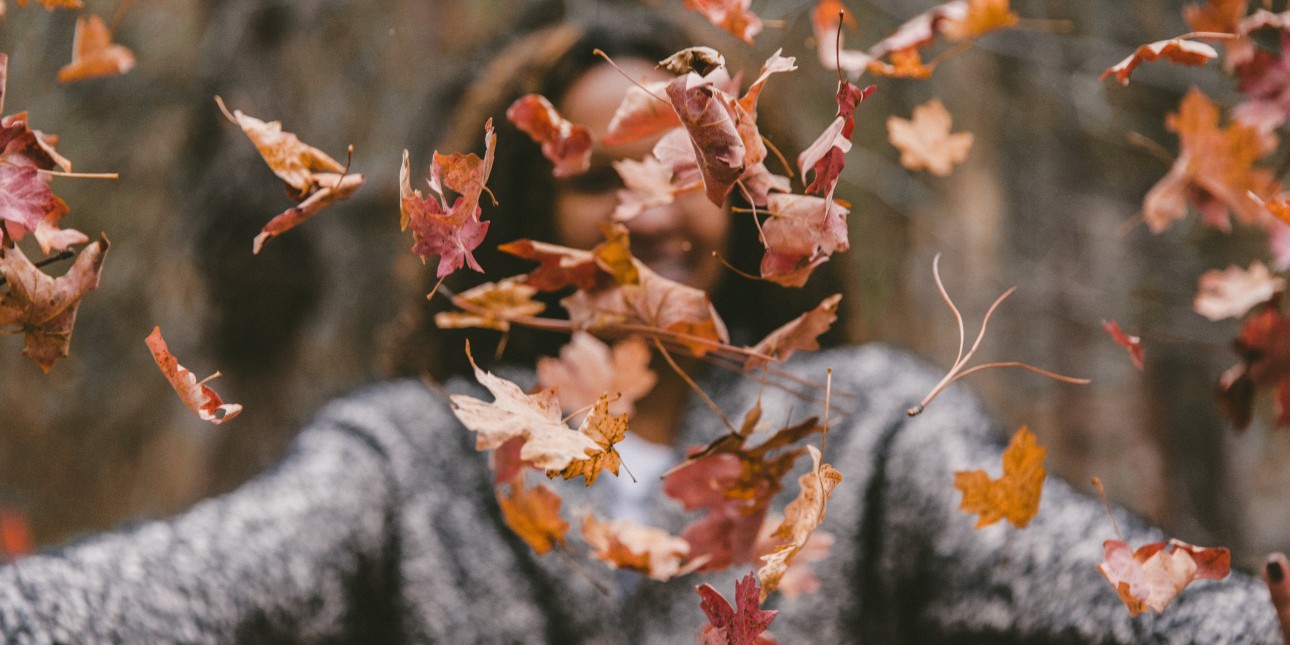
[0,4,1287,643]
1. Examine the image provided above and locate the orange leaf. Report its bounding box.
[16,0,83,9]
[57,15,135,84]
[549,394,627,486]
[1185,0,1246,34]
[942,0,1019,40]
[745,294,841,370]
[887,98,973,176]
[683,0,763,44]
[1194,262,1285,321]
[0,234,107,372]
[604,80,679,147]
[497,480,568,555]
[581,515,701,580]
[1097,539,1230,616]
[433,276,545,332]
[953,425,1045,528]
[145,326,242,424]
[755,445,842,601]
[217,96,347,196]
[536,332,656,418]
[1101,39,1217,86]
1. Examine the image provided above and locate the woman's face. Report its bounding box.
[554,59,729,293]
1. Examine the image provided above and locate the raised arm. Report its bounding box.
[0,416,399,643]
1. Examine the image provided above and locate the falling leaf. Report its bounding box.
[1097,539,1230,616]
[57,14,135,84]
[536,332,657,418]
[497,238,600,292]
[664,418,823,570]
[0,166,70,253]
[399,120,495,276]
[1102,320,1145,371]
[756,446,842,601]
[1184,0,1246,34]
[1194,262,1285,321]
[549,395,627,486]
[613,155,678,221]
[15,0,83,9]
[759,193,850,288]
[941,0,1020,40]
[433,276,546,332]
[866,47,937,79]
[659,47,728,77]
[953,425,1045,528]
[1142,88,1274,234]
[683,0,763,44]
[887,98,974,176]
[450,343,603,472]
[696,573,778,645]
[218,97,365,253]
[799,81,875,197]
[1217,304,1290,429]
[145,326,242,424]
[506,94,593,178]
[0,234,107,372]
[497,480,568,555]
[1101,39,1218,86]
[665,69,745,206]
[745,294,841,369]
[0,506,31,561]
[604,80,680,147]
[582,515,702,581]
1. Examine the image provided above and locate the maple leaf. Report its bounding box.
[755,445,842,601]
[449,343,603,472]
[399,120,496,277]
[664,418,823,570]
[549,394,627,486]
[604,80,680,147]
[759,194,850,288]
[217,97,366,253]
[581,515,702,581]
[1097,538,1230,616]
[0,166,71,253]
[498,238,600,291]
[497,480,568,555]
[506,94,593,178]
[1195,262,1286,321]
[665,67,745,206]
[941,0,1020,40]
[0,234,107,372]
[613,155,678,221]
[887,99,974,176]
[683,0,762,44]
[145,326,243,424]
[1101,39,1218,86]
[536,332,657,418]
[57,14,136,84]
[745,294,841,370]
[1143,88,1274,234]
[953,425,1045,528]
[1101,320,1145,371]
[696,573,778,645]
[433,276,546,332]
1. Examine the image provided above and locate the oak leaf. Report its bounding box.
[497,480,568,555]
[1102,320,1145,371]
[953,425,1045,528]
[0,234,107,372]
[450,343,603,472]
[755,445,841,601]
[745,294,841,369]
[581,515,701,581]
[1195,262,1285,321]
[433,276,545,332]
[536,332,657,418]
[506,94,593,178]
[1097,539,1230,616]
[887,98,973,176]
[1101,39,1217,86]
[145,326,242,424]
[57,14,135,84]
[696,573,778,645]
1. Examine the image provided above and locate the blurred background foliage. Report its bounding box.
[0,0,1287,572]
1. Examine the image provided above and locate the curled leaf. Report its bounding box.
[1101,39,1218,86]
[0,235,107,372]
[745,294,841,369]
[506,94,593,178]
[1102,320,1145,371]
[1097,539,1230,616]
[755,445,842,601]
[145,326,242,424]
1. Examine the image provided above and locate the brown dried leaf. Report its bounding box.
[497,480,568,555]
[581,515,699,581]
[145,327,242,424]
[0,234,107,372]
[887,99,973,176]
[433,276,545,332]
[953,425,1045,528]
[536,332,656,417]
[755,445,842,601]
[745,294,841,369]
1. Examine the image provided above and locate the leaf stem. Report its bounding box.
[652,337,738,434]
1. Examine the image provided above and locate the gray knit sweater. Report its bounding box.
[0,344,1279,643]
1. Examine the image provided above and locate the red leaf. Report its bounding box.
[696,573,778,645]
[1102,319,1145,371]
[145,326,242,424]
[1101,39,1218,86]
[665,71,745,206]
[759,194,849,287]
[506,94,593,178]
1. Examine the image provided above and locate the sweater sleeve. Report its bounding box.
[0,407,400,644]
[863,367,1281,644]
